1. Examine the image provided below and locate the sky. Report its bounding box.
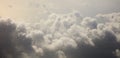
[0,0,120,58]
[0,0,120,21]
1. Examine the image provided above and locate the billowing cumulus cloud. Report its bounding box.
[0,12,120,58]
[0,19,38,58]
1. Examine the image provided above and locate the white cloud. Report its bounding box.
[1,12,120,58]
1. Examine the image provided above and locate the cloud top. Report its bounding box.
[0,12,120,58]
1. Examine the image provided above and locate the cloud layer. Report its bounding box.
[0,12,120,58]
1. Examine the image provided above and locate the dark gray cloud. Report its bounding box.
[64,30,120,58]
[0,19,37,58]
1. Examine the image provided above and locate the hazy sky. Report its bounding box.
[1,0,120,58]
[0,0,120,21]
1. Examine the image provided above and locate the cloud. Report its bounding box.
[0,12,120,58]
[30,12,120,58]
[0,19,38,58]
[81,17,97,29]
[57,50,66,58]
